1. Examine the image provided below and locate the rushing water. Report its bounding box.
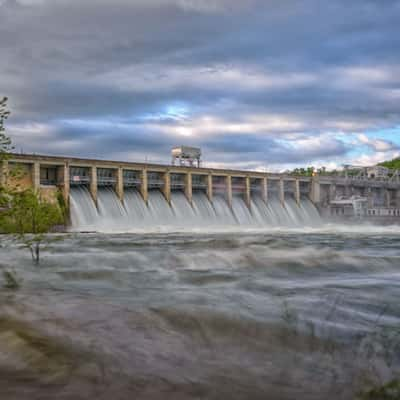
[69,186,322,232]
[0,229,400,400]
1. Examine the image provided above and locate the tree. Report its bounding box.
[0,188,64,265]
[379,158,400,170]
[289,166,315,177]
[0,96,20,287]
[0,97,12,207]
[0,96,12,158]
[0,97,64,268]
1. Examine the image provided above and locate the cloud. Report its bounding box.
[352,150,400,168]
[357,133,399,152]
[1,0,400,169]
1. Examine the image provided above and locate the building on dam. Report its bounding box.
[2,153,400,225]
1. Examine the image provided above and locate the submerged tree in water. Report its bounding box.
[0,189,64,264]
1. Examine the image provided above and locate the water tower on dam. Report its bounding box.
[171,146,201,168]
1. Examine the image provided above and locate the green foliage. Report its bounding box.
[379,158,400,170]
[0,189,64,264]
[0,96,11,207]
[0,185,9,209]
[289,167,315,176]
[358,379,400,400]
[0,188,63,235]
[0,101,66,265]
[56,188,69,223]
[288,166,335,176]
[0,96,12,160]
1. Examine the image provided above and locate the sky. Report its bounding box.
[1,0,400,171]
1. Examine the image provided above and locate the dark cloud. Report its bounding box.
[1,0,400,168]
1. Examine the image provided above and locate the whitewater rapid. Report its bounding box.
[69,186,322,232]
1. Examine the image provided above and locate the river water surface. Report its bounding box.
[0,228,400,399]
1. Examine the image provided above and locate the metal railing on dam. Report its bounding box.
[2,153,400,211]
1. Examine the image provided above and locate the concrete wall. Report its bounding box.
[5,154,400,215]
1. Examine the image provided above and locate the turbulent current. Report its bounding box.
[1,230,400,400]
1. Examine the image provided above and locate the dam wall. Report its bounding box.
[1,154,314,208]
[2,154,400,229]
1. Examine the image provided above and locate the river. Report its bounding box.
[0,228,400,399]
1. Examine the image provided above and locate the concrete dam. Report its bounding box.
[2,154,400,230]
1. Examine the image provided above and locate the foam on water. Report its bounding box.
[69,186,322,232]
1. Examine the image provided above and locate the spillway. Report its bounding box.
[69,187,322,232]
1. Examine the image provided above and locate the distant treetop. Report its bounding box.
[378,158,400,170]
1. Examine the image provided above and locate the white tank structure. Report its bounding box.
[171,146,201,167]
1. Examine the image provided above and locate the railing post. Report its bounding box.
[245,176,251,209]
[329,183,336,202]
[162,171,171,204]
[90,166,97,205]
[226,175,232,208]
[295,179,300,206]
[63,162,70,207]
[207,174,213,203]
[116,167,124,202]
[262,177,268,204]
[32,162,40,192]
[279,178,285,205]
[396,189,400,209]
[185,172,192,204]
[386,189,391,208]
[140,168,148,203]
[367,187,374,208]
[310,177,320,205]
